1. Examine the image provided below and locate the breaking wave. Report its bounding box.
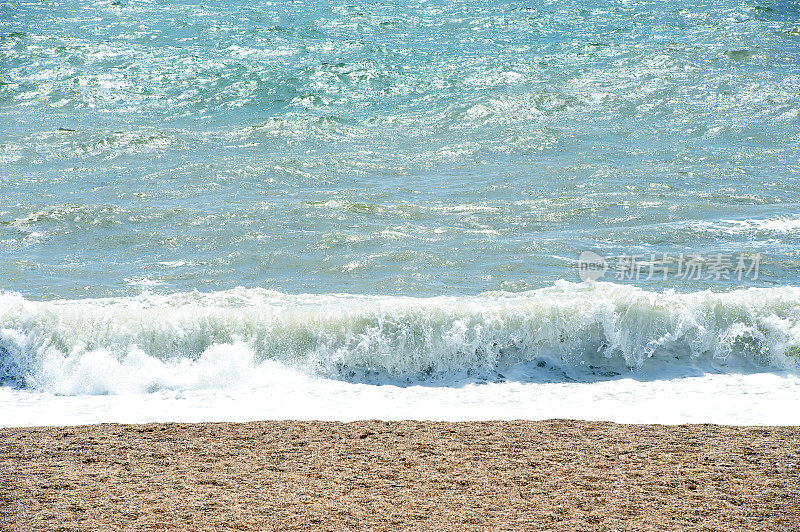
[1,281,799,395]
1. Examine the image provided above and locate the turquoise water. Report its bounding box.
[2,0,799,298]
[2,1,800,425]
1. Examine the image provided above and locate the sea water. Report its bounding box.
[1,0,799,426]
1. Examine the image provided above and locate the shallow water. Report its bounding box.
[1,0,800,425]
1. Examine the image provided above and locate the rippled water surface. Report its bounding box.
[2,1,800,425]
[2,0,799,298]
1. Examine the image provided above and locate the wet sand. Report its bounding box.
[1,420,799,530]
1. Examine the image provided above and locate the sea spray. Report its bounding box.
[2,281,799,394]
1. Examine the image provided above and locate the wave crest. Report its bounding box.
[1,281,799,394]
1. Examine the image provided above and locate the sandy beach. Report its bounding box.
[1,420,798,530]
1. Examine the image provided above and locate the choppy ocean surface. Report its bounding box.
[1,0,799,426]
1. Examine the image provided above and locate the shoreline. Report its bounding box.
[2,419,799,530]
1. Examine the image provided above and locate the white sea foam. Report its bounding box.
[727,217,800,233]
[684,216,800,236]
[2,371,799,428]
[2,282,799,396]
